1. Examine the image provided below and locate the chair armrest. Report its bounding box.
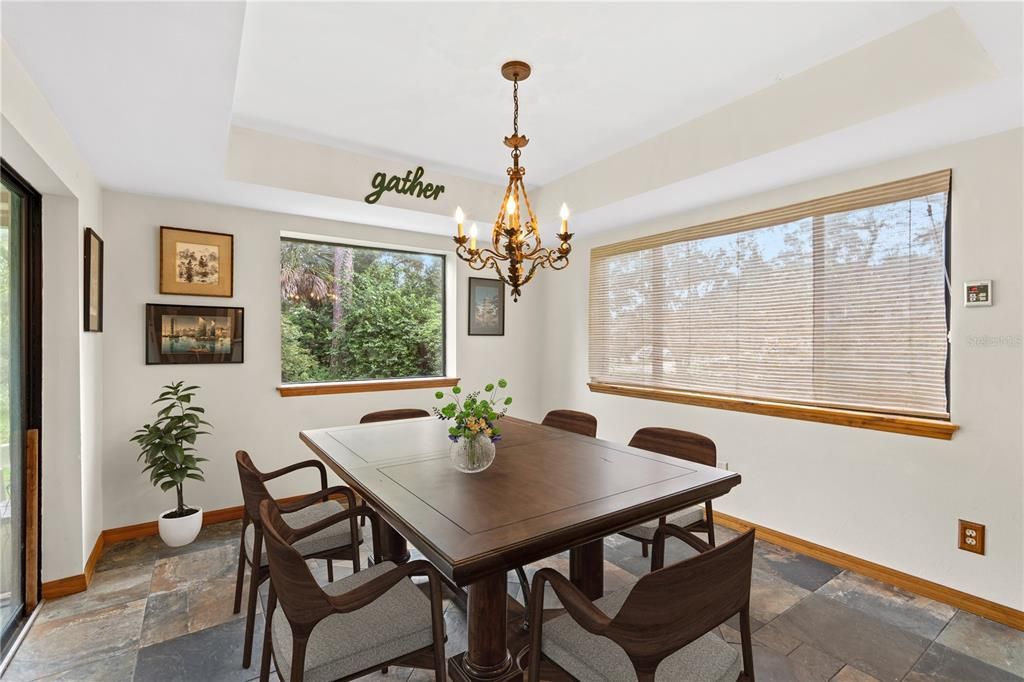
[277,485,357,513]
[326,559,444,615]
[652,522,712,571]
[259,459,329,491]
[530,568,612,637]
[282,505,375,544]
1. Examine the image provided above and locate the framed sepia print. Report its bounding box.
[146,303,244,365]
[468,277,505,336]
[160,226,234,297]
[84,227,104,332]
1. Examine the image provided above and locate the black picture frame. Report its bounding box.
[468,277,505,336]
[83,227,103,332]
[145,303,244,365]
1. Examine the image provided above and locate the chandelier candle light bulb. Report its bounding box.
[452,60,573,301]
[455,206,465,239]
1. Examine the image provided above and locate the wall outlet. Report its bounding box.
[721,461,729,471]
[958,519,985,555]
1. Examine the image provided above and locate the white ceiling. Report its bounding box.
[232,1,947,185]
[1,1,1021,236]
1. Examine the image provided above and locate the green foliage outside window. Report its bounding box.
[280,238,445,383]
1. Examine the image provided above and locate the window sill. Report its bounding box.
[587,383,959,440]
[278,376,459,397]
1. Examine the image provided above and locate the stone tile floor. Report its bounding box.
[3,520,1021,681]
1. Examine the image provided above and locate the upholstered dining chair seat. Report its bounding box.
[261,560,435,682]
[619,505,705,542]
[541,583,742,682]
[244,500,360,566]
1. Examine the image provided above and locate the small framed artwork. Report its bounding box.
[146,303,244,365]
[160,226,234,297]
[468,277,505,336]
[83,227,104,332]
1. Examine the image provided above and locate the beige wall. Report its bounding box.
[539,128,1024,610]
[100,191,545,529]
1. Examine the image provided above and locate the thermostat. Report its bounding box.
[964,280,992,307]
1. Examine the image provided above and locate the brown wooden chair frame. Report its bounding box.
[359,408,431,424]
[258,499,447,682]
[526,527,756,682]
[234,451,377,668]
[619,427,718,558]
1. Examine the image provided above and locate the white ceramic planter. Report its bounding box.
[158,507,203,547]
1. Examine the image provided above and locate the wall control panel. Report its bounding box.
[964,280,992,307]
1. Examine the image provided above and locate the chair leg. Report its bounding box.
[515,566,531,630]
[259,583,277,682]
[233,523,247,615]
[290,634,308,682]
[641,541,649,558]
[705,501,716,547]
[326,559,334,583]
[242,530,264,668]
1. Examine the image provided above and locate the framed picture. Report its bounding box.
[83,227,103,332]
[159,226,234,297]
[146,303,244,365]
[468,277,505,336]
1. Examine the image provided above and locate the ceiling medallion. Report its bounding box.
[453,60,571,301]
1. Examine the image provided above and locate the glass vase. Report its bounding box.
[449,433,496,473]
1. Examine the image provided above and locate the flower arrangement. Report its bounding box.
[433,379,512,443]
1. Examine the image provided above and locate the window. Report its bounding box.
[280,237,446,384]
[589,170,951,420]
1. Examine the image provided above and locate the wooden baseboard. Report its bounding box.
[715,512,1024,632]
[41,531,105,599]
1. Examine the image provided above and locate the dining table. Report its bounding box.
[299,415,741,681]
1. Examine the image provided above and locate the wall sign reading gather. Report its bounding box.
[365,166,446,204]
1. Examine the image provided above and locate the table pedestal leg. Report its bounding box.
[448,572,519,681]
[378,523,410,564]
[570,539,604,600]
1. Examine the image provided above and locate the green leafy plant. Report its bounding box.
[130,382,211,518]
[433,379,512,443]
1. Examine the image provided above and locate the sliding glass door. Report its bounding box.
[0,161,41,652]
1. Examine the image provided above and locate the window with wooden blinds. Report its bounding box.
[589,170,951,421]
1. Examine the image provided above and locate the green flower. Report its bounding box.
[504,397,513,405]
[434,391,444,399]
[452,386,462,394]
[497,379,508,388]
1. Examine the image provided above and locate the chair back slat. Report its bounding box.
[259,499,338,627]
[628,427,716,467]
[359,408,430,424]
[541,410,598,438]
[608,530,754,673]
[236,450,272,525]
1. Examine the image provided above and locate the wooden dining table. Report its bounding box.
[300,415,741,681]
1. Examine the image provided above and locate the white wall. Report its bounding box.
[1,40,104,582]
[540,128,1024,610]
[100,191,544,529]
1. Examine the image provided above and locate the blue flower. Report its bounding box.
[490,435,502,442]
[448,435,459,442]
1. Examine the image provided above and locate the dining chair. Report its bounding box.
[359,408,430,423]
[258,499,447,682]
[234,451,373,669]
[619,427,718,557]
[526,527,756,682]
[541,409,598,437]
[514,408,599,630]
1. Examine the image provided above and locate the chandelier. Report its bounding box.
[453,60,572,301]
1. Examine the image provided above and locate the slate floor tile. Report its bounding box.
[788,642,845,680]
[755,541,844,592]
[934,610,1024,677]
[140,588,190,647]
[3,597,146,680]
[770,593,931,681]
[32,649,138,682]
[905,642,1024,682]
[750,620,803,654]
[36,563,151,623]
[831,664,880,681]
[817,571,955,640]
[93,535,162,573]
[134,615,266,682]
[750,563,812,623]
[733,643,821,682]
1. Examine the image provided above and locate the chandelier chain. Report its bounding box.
[512,76,519,136]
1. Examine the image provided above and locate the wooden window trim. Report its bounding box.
[588,382,959,440]
[278,376,458,397]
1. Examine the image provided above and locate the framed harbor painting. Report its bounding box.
[146,303,244,365]
[159,226,234,297]
[83,227,103,332]
[468,277,504,336]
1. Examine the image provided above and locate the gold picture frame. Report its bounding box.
[159,226,234,297]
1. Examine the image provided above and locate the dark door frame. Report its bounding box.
[0,158,43,652]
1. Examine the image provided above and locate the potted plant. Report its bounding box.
[433,379,512,473]
[130,381,211,547]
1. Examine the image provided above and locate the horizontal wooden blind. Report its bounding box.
[589,170,951,419]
